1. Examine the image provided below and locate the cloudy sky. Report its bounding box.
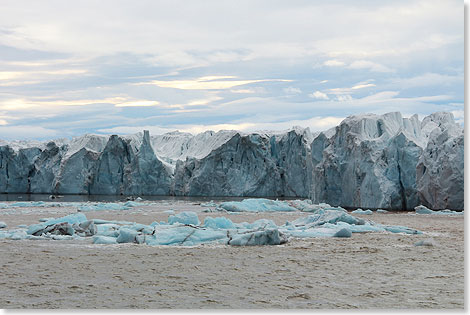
[0,0,463,140]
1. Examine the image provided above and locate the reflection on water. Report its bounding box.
[0,194,299,203]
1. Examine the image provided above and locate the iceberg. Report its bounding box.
[116,228,138,243]
[93,235,118,244]
[228,229,288,246]
[168,211,200,226]
[334,228,352,238]
[414,205,463,215]
[0,221,7,228]
[219,198,297,212]
[203,216,235,229]
[352,209,373,215]
[27,213,88,235]
[0,209,424,246]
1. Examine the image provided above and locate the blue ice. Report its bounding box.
[219,198,297,212]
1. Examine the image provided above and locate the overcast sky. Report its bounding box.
[0,0,463,140]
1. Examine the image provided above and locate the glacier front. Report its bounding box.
[0,112,464,210]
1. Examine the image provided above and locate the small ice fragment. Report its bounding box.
[229,229,288,246]
[93,235,118,244]
[0,222,7,229]
[39,218,54,222]
[376,209,388,213]
[352,209,373,215]
[414,205,433,214]
[219,198,297,212]
[116,228,138,243]
[414,238,436,247]
[203,216,235,229]
[168,211,200,226]
[334,228,352,238]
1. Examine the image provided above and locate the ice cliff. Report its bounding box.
[0,112,464,210]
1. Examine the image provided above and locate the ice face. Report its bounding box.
[0,111,463,210]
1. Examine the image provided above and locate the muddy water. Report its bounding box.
[0,202,464,309]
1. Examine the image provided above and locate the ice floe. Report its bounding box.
[0,205,423,246]
[414,205,463,215]
[218,198,297,212]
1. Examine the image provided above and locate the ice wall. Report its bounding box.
[0,112,464,210]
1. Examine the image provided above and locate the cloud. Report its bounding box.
[328,82,376,94]
[97,115,345,136]
[323,59,345,67]
[0,1,462,140]
[283,87,302,94]
[309,91,329,100]
[136,76,291,90]
[114,100,160,107]
[348,60,394,72]
[0,125,58,140]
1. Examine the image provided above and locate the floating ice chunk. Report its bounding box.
[285,227,337,238]
[414,205,433,214]
[376,209,388,213]
[93,235,118,244]
[229,229,287,246]
[352,209,373,215]
[10,230,28,240]
[168,211,200,226]
[123,201,141,207]
[27,213,88,235]
[10,201,46,207]
[201,200,217,207]
[0,222,7,228]
[414,238,436,247]
[73,220,97,236]
[92,219,135,225]
[47,234,76,241]
[414,205,463,215]
[17,224,27,228]
[164,210,175,214]
[219,198,297,212]
[0,203,9,209]
[328,222,385,233]
[334,228,352,238]
[203,216,235,229]
[382,225,421,234]
[116,228,138,243]
[236,219,278,230]
[123,223,154,234]
[146,226,227,246]
[39,218,55,222]
[78,202,131,211]
[96,224,120,237]
[292,210,361,227]
[287,200,343,212]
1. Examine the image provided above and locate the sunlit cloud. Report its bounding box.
[0,97,164,110]
[136,76,292,90]
[323,59,345,67]
[283,87,302,94]
[351,83,376,90]
[348,60,394,73]
[115,100,160,107]
[309,91,329,100]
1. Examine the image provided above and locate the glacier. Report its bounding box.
[0,111,464,210]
